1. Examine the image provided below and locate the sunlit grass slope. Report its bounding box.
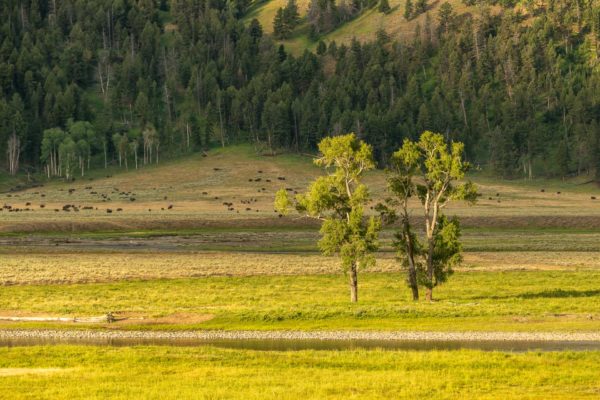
[245,0,488,54]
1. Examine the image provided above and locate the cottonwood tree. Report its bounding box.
[381,131,477,301]
[275,133,381,302]
[6,131,21,176]
[59,137,77,180]
[377,138,421,300]
[142,125,160,165]
[112,133,129,169]
[68,120,96,176]
[41,128,66,177]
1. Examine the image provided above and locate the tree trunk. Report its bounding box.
[349,262,358,303]
[426,238,435,302]
[403,216,419,301]
[7,133,20,176]
[425,287,433,302]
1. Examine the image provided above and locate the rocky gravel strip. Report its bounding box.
[1,329,600,342]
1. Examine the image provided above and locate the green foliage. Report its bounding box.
[275,133,381,301]
[316,40,327,55]
[384,131,477,299]
[378,0,391,14]
[419,215,461,289]
[437,2,454,34]
[404,0,414,20]
[1,1,599,182]
[273,0,300,39]
[415,0,428,14]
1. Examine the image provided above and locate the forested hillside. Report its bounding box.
[0,0,599,180]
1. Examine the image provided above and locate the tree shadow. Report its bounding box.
[425,0,441,13]
[519,289,600,299]
[471,289,600,300]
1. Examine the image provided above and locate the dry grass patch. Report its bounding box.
[0,252,399,285]
[2,250,600,286]
[462,252,600,271]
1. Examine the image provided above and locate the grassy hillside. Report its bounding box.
[2,145,600,233]
[245,0,489,54]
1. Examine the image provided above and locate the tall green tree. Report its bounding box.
[377,138,422,300]
[275,133,381,302]
[383,132,477,301]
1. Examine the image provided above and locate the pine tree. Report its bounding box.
[273,8,286,39]
[283,0,300,29]
[378,0,391,14]
[404,0,413,20]
[316,40,327,55]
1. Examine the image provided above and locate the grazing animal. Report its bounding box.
[106,209,112,213]
[168,204,173,209]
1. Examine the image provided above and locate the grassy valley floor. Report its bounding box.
[0,345,599,399]
[1,270,600,332]
[3,146,600,397]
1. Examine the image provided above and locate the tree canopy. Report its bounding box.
[276,133,381,302]
[0,1,599,180]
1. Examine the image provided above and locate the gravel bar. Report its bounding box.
[1,329,600,342]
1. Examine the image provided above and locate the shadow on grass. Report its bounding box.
[469,289,600,300]
[519,289,600,299]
